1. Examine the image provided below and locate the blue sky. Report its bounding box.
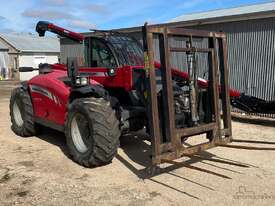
[0,0,272,33]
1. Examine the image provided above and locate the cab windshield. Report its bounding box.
[84,33,144,68]
[107,35,144,66]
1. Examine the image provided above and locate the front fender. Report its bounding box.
[69,85,109,102]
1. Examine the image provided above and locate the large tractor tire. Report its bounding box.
[10,87,37,137]
[65,97,121,167]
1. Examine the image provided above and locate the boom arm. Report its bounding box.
[164,63,275,114]
[153,61,241,98]
[36,21,85,43]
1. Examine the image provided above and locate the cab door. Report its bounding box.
[85,37,118,68]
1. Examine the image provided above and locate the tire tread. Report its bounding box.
[65,97,121,167]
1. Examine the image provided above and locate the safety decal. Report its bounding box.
[30,85,61,105]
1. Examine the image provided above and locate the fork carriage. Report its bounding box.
[143,24,235,166]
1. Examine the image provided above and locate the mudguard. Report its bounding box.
[69,84,109,102]
[21,81,28,91]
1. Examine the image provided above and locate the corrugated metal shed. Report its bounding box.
[0,34,60,53]
[170,2,275,23]
[168,2,275,118]
[60,38,84,64]
[0,41,8,51]
[184,18,275,100]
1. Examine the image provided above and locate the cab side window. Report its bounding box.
[91,39,116,68]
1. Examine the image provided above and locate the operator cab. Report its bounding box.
[60,31,144,70]
[84,37,117,68]
[84,31,144,67]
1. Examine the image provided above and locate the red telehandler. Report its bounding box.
[10,21,275,169]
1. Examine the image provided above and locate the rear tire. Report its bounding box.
[10,87,36,137]
[65,97,121,167]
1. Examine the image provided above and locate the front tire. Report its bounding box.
[10,87,36,137]
[65,97,121,167]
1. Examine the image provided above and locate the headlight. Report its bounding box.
[81,77,88,85]
[75,77,81,85]
[75,76,89,86]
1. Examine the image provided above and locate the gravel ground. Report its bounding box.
[1,82,275,206]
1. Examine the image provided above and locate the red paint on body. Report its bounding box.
[29,62,240,126]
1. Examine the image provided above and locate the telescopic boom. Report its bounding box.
[36,21,85,43]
